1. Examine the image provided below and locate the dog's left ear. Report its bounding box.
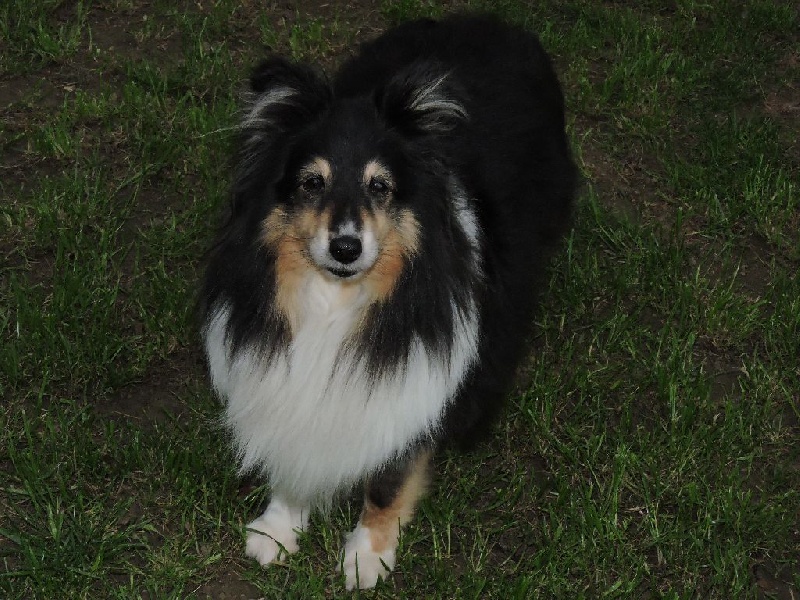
[377,62,468,135]
[233,57,331,211]
[241,56,331,144]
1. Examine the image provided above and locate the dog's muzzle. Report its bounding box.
[310,226,378,280]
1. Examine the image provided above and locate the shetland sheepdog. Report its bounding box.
[200,13,576,589]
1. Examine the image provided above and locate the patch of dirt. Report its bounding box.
[192,575,263,600]
[0,73,66,109]
[763,49,800,159]
[754,561,800,600]
[102,346,207,425]
[89,4,184,65]
[577,134,667,228]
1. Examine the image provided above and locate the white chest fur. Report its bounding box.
[204,273,479,506]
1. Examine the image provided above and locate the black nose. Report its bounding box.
[329,235,362,264]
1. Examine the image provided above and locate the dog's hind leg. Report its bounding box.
[342,449,432,589]
[245,494,308,566]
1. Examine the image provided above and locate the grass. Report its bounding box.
[1,0,798,598]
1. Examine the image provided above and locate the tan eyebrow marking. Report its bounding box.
[363,160,394,188]
[299,156,333,182]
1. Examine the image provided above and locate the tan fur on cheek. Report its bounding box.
[360,451,431,555]
[363,208,420,302]
[261,207,328,334]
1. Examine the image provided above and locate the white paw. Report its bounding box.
[245,519,298,565]
[244,498,308,566]
[342,523,396,590]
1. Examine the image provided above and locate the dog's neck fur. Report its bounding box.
[204,284,479,506]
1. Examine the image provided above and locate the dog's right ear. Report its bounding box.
[377,62,468,136]
[241,56,331,144]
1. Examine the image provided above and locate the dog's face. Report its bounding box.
[283,153,404,281]
[259,101,423,315]
[236,58,467,316]
[264,101,420,289]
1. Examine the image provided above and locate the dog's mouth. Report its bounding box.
[326,266,361,280]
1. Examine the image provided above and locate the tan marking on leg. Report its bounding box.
[362,208,420,302]
[360,450,432,555]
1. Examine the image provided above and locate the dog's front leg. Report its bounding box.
[245,494,308,566]
[342,449,432,589]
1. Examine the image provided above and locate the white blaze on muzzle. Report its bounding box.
[309,220,379,279]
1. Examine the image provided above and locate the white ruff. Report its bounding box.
[204,272,480,506]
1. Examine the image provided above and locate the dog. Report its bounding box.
[200,13,576,589]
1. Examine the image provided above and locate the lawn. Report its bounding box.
[1,0,798,598]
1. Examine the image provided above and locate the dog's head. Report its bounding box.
[234,57,468,309]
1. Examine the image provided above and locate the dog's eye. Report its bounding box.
[368,178,391,195]
[301,174,325,193]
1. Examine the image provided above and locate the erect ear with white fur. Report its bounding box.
[241,56,331,144]
[378,62,468,135]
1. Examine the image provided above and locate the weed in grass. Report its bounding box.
[1,407,148,597]
[257,11,358,63]
[0,0,89,73]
